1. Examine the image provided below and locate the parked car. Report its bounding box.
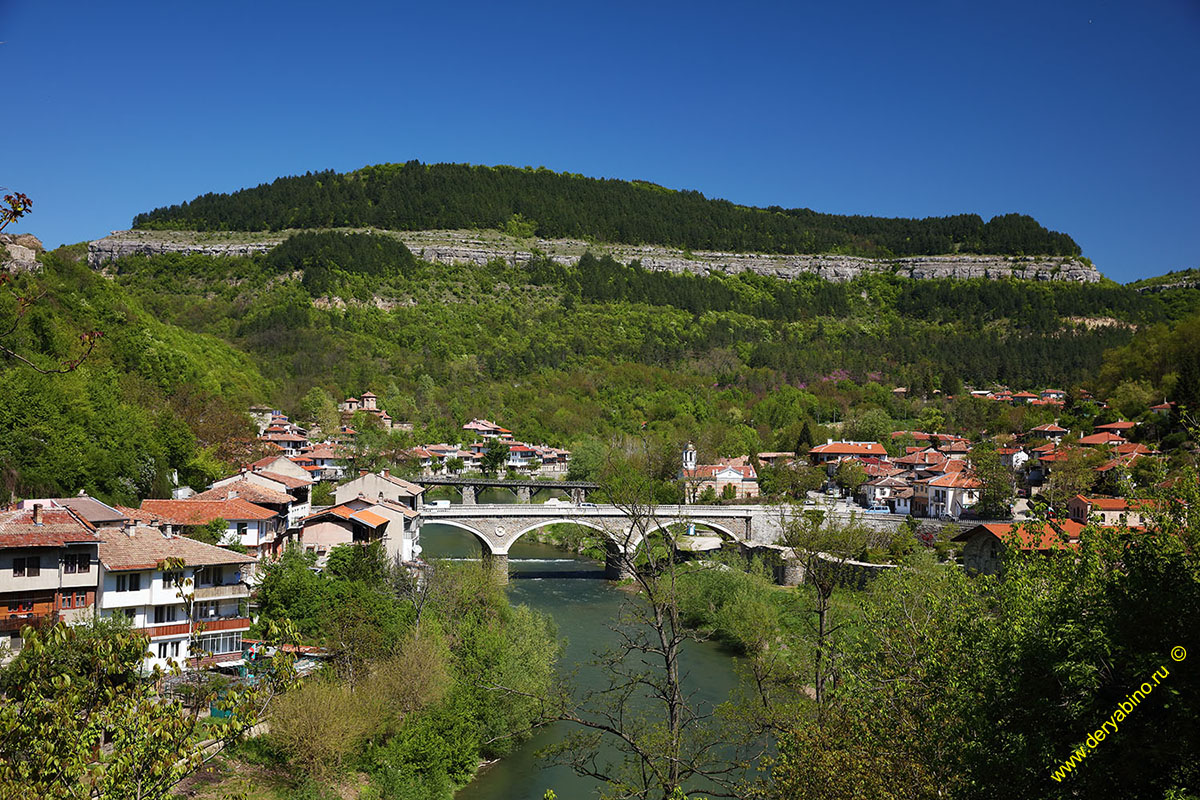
[427,499,451,509]
[864,505,890,514]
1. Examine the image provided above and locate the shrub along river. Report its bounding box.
[418,489,743,800]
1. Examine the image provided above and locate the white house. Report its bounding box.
[96,525,254,672]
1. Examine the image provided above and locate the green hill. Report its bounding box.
[131,161,1081,258]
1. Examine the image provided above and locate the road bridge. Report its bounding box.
[417,503,759,580]
[415,501,912,582]
[412,477,599,505]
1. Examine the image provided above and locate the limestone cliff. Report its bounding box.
[88,229,1102,283]
[1,233,44,274]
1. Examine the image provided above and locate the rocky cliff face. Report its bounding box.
[88,229,1102,283]
[1,233,44,274]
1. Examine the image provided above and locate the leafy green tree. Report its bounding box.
[833,459,868,497]
[480,443,508,477]
[299,385,340,434]
[0,616,297,800]
[970,440,1014,517]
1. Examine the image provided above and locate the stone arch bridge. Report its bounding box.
[418,503,777,580]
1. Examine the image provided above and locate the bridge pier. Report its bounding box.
[482,550,509,584]
[461,485,477,505]
[516,486,532,504]
[605,549,637,582]
[780,557,806,586]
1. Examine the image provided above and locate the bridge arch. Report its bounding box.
[419,519,496,552]
[644,518,741,543]
[509,518,635,551]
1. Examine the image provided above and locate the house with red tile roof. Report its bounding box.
[1012,391,1038,404]
[132,498,283,558]
[300,497,419,563]
[1096,420,1137,433]
[1067,495,1155,527]
[809,440,889,464]
[1,504,101,657]
[954,519,1085,574]
[95,524,254,671]
[925,470,983,519]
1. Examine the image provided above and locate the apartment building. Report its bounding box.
[96,525,254,671]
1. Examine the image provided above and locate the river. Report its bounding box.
[418,490,743,800]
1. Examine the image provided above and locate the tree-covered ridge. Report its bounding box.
[132,161,1082,258]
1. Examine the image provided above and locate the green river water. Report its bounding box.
[418,491,742,800]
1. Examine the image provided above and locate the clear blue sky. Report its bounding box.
[3,0,1198,282]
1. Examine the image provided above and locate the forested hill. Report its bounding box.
[132,162,1081,259]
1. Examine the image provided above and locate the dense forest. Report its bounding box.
[131,162,1082,258]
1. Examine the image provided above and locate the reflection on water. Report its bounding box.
[419,524,741,800]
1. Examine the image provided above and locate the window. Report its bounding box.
[153,605,179,624]
[8,599,33,614]
[170,640,181,657]
[62,553,89,574]
[236,522,248,540]
[122,608,136,620]
[75,591,87,607]
[193,601,219,621]
[60,593,73,609]
[157,642,169,659]
[116,573,142,592]
[161,570,183,589]
[13,556,39,578]
[197,631,242,655]
[196,566,223,586]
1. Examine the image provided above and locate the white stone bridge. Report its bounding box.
[416,501,912,582]
[417,503,766,579]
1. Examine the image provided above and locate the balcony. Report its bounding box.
[0,612,56,633]
[193,583,249,601]
[139,616,250,639]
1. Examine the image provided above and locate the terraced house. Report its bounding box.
[0,504,100,659]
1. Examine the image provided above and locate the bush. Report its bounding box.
[270,679,375,779]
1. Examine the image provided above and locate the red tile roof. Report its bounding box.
[1078,432,1127,446]
[0,506,99,547]
[956,519,1085,550]
[810,441,888,457]
[928,471,982,489]
[137,498,278,525]
[255,471,313,489]
[192,480,294,506]
[97,525,254,571]
[1096,421,1137,432]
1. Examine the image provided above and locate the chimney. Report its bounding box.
[32,503,43,525]
[382,468,389,478]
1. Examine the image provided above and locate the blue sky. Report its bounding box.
[3,0,1197,282]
